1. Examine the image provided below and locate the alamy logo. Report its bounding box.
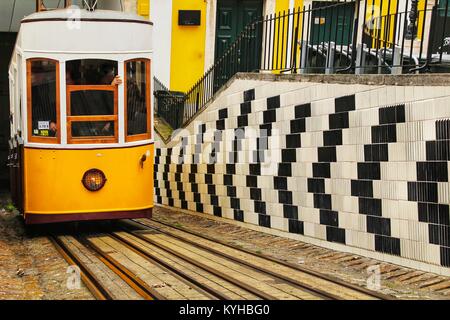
[66,265,81,290]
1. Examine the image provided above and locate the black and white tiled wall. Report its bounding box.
[154,79,450,274]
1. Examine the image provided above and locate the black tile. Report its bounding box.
[156,148,161,156]
[216,119,225,130]
[440,246,450,267]
[267,95,280,109]
[374,235,401,255]
[371,124,397,143]
[295,103,311,118]
[240,101,252,115]
[207,184,216,195]
[364,144,389,162]
[286,134,301,148]
[407,181,438,203]
[278,163,292,177]
[168,198,174,206]
[156,196,162,204]
[274,177,288,190]
[278,190,293,204]
[230,197,240,210]
[207,164,215,174]
[379,104,405,124]
[282,149,297,162]
[234,209,244,222]
[326,226,346,244]
[196,203,203,213]
[436,119,450,140]
[290,118,306,133]
[283,205,298,219]
[191,183,198,193]
[226,164,236,174]
[181,200,188,209]
[259,214,271,228]
[249,163,261,175]
[289,219,304,234]
[323,129,343,146]
[205,174,213,184]
[243,89,255,102]
[263,109,277,123]
[193,192,200,203]
[314,194,332,210]
[213,206,222,217]
[250,188,262,201]
[351,180,373,197]
[254,201,266,214]
[189,173,196,183]
[190,164,198,174]
[307,178,325,193]
[358,197,382,216]
[426,141,450,161]
[246,175,258,188]
[238,115,248,127]
[313,163,331,178]
[367,215,391,236]
[357,163,381,180]
[335,94,355,113]
[329,112,349,129]
[320,210,339,227]
[318,146,337,162]
[416,161,448,182]
[418,202,450,225]
[429,224,450,247]
[210,195,218,206]
[218,108,228,119]
[223,174,233,186]
[227,186,236,197]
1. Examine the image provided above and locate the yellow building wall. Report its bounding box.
[170,0,207,92]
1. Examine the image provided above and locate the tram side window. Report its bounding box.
[28,59,59,143]
[125,59,151,141]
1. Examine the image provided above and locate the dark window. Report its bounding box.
[28,59,59,142]
[70,90,114,116]
[66,59,118,85]
[71,121,115,137]
[126,59,150,140]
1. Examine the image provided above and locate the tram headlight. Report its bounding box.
[82,169,107,191]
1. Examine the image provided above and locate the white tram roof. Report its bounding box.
[15,9,153,55]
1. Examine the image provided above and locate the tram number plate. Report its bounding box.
[38,121,50,130]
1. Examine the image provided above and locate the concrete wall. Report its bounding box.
[154,73,450,276]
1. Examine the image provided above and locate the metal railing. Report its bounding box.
[153,77,185,130]
[155,0,450,130]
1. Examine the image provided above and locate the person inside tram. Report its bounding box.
[66,63,122,138]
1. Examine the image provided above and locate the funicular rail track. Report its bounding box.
[50,218,394,300]
[131,218,395,300]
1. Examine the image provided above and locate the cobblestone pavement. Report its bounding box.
[0,198,92,300]
[153,205,450,300]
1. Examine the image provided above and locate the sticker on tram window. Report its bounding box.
[40,130,49,137]
[33,129,39,135]
[38,121,50,130]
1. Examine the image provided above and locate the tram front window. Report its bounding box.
[28,59,59,143]
[66,59,118,143]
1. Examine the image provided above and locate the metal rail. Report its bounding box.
[123,221,340,300]
[115,224,279,300]
[107,232,233,300]
[79,236,165,300]
[49,235,113,300]
[137,218,395,300]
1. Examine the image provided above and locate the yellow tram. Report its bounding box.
[8,6,154,224]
